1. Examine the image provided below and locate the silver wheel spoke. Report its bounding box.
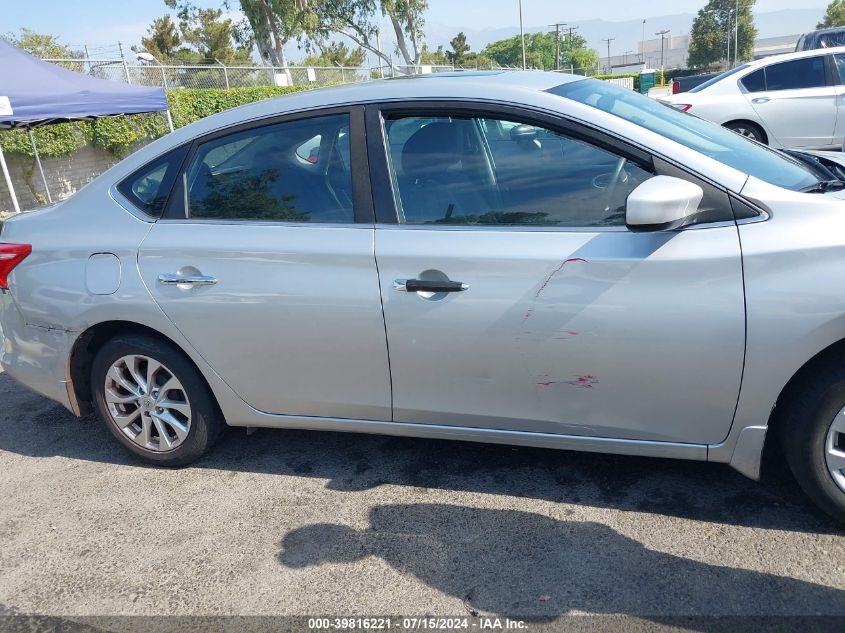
[154,377,179,404]
[105,388,140,405]
[155,410,189,442]
[126,356,148,394]
[826,410,845,493]
[104,354,192,453]
[152,417,173,450]
[146,359,162,392]
[112,407,142,429]
[827,447,845,473]
[108,366,140,396]
[134,415,152,447]
[158,398,190,417]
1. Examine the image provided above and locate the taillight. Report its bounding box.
[670,103,693,112]
[672,81,680,94]
[0,243,32,289]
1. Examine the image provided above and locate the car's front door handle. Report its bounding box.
[752,97,770,104]
[158,273,218,286]
[394,278,469,293]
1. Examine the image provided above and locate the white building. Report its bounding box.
[599,33,802,72]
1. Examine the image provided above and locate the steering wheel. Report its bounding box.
[603,157,627,212]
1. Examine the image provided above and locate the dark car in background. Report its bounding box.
[670,72,719,94]
[797,27,845,51]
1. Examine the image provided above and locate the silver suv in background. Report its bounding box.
[3,72,845,522]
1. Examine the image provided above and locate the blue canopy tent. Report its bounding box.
[0,38,172,213]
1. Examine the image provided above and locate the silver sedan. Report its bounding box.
[2,71,845,521]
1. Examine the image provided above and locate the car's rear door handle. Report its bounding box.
[752,97,770,104]
[394,278,468,293]
[158,273,218,286]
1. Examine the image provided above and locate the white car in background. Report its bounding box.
[661,46,845,149]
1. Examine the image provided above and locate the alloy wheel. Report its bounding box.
[103,354,192,452]
[826,408,845,493]
[732,127,759,141]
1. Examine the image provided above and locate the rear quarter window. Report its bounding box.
[116,145,189,218]
[740,69,765,93]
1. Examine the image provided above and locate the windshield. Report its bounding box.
[549,79,820,192]
[688,64,750,93]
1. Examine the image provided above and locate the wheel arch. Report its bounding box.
[723,119,769,145]
[68,320,222,418]
[766,337,845,447]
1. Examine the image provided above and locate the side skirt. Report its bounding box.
[235,414,707,462]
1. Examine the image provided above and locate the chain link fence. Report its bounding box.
[40,55,611,91]
[40,58,474,90]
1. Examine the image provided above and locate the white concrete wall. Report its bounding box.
[0,142,149,213]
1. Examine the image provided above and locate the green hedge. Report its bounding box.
[593,73,641,92]
[0,85,311,159]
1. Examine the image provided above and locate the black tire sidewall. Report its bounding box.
[91,334,222,466]
[726,122,765,144]
[780,374,845,522]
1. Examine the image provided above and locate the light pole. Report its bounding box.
[602,37,615,73]
[549,22,566,70]
[641,19,646,63]
[655,29,670,70]
[518,0,526,69]
[735,0,740,67]
[135,51,167,90]
[135,51,174,133]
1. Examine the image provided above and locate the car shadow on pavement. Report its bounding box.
[277,503,845,621]
[0,371,841,534]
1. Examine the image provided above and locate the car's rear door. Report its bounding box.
[368,103,746,445]
[136,107,391,420]
[744,55,837,147]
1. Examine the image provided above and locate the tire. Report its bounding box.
[91,333,225,466]
[724,121,767,145]
[777,357,845,522]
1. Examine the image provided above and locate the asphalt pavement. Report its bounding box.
[0,367,844,630]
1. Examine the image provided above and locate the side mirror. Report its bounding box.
[625,175,704,231]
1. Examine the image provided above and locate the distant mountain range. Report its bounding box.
[423,8,828,56]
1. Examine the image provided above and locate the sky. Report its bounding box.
[1,0,829,55]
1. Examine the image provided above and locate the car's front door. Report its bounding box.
[830,54,845,147]
[744,55,837,148]
[369,105,746,445]
[137,108,391,420]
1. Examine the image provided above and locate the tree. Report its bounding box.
[304,0,427,70]
[569,47,599,73]
[481,31,598,70]
[483,32,553,68]
[299,41,365,66]
[5,28,74,59]
[237,0,312,71]
[133,16,182,60]
[236,0,428,72]
[162,1,253,63]
[179,7,252,62]
[420,44,448,65]
[448,31,470,66]
[688,0,757,68]
[818,0,845,28]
